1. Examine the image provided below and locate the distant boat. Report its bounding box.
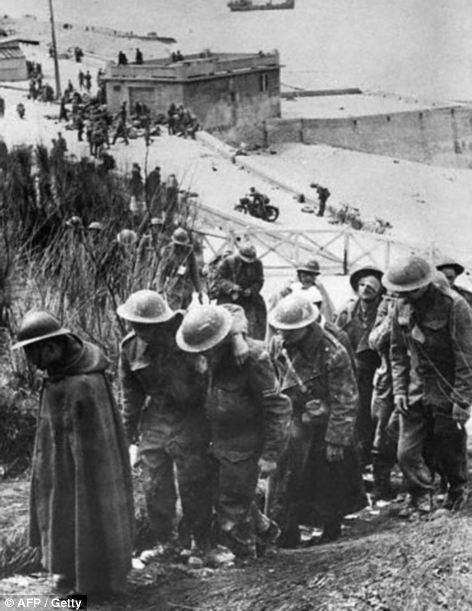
[228,0,295,11]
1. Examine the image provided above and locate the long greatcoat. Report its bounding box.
[29,337,134,595]
[270,324,366,527]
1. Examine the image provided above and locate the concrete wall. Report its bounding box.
[105,67,280,138]
[265,106,472,168]
[0,57,27,81]
[105,80,185,114]
[184,69,280,139]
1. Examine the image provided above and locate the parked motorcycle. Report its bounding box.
[234,195,279,223]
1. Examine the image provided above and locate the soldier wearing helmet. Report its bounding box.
[212,241,267,339]
[435,256,472,308]
[117,291,249,561]
[156,227,203,310]
[117,290,211,556]
[268,258,336,323]
[385,255,472,514]
[268,293,365,548]
[176,304,291,559]
[334,265,384,467]
[12,311,134,599]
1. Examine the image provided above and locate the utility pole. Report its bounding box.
[48,0,61,99]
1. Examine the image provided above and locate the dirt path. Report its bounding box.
[1,479,472,610]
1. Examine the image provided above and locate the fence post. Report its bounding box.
[343,229,349,274]
[385,239,391,270]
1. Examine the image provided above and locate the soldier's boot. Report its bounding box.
[318,519,342,544]
[443,487,468,512]
[277,521,301,549]
[414,491,433,514]
[397,490,432,518]
[216,522,257,560]
[255,520,281,557]
[372,455,396,502]
[304,518,342,547]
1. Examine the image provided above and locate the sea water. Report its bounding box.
[3,0,472,100]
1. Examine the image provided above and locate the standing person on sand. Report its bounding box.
[12,311,134,600]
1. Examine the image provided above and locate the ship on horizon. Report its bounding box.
[228,0,295,12]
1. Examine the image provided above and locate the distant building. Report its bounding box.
[103,50,281,138]
[0,40,27,82]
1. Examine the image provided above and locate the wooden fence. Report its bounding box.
[193,202,438,276]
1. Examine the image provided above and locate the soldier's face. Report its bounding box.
[357,276,381,302]
[131,322,160,344]
[25,340,63,370]
[395,285,429,303]
[297,272,317,288]
[279,327,308,346]
[440,267,457,287]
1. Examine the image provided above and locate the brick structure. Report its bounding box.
[103,51,281,139]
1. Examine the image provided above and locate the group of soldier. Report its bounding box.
[11,235,472,599]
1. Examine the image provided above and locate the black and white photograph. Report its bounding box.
[1,1,472,609]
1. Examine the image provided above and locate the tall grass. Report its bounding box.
[0,143,199,470]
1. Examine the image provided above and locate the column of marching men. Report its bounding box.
[12,240,472,600]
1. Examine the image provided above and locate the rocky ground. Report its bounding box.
[1,475,472,610]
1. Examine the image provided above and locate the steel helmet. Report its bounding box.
[117,229,137,245]
[87,221,103,231]
[268,293,319,330]
[172,227,190,246]
[238,243,257,263]
[117,290,174,324]
[65,215,83,228]
[12,311,71,350]
[349,265,383,291]
[436,256,464,277]
[383,255,433,293]
[296,259,320,276]
[176,305,232,353]
[150,216,164,226]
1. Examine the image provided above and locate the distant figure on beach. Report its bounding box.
[311,183,330,217]
[84,70,92,92]
[135,48,143,64]
[16,102,25,119]
[74,46,83,62]
[0,96,4,118]
[78,69,85,89]
[59,96,68,121]
[118,51,128,65]
[65,79,74,96]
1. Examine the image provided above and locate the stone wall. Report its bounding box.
[265,106,472,168]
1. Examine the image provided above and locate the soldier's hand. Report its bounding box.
[452,403,470,425]
[394,394,409,416]
[243,288,251,297]
[326,443,344,463]
[231,333,249,367]
[258,457,277,478]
